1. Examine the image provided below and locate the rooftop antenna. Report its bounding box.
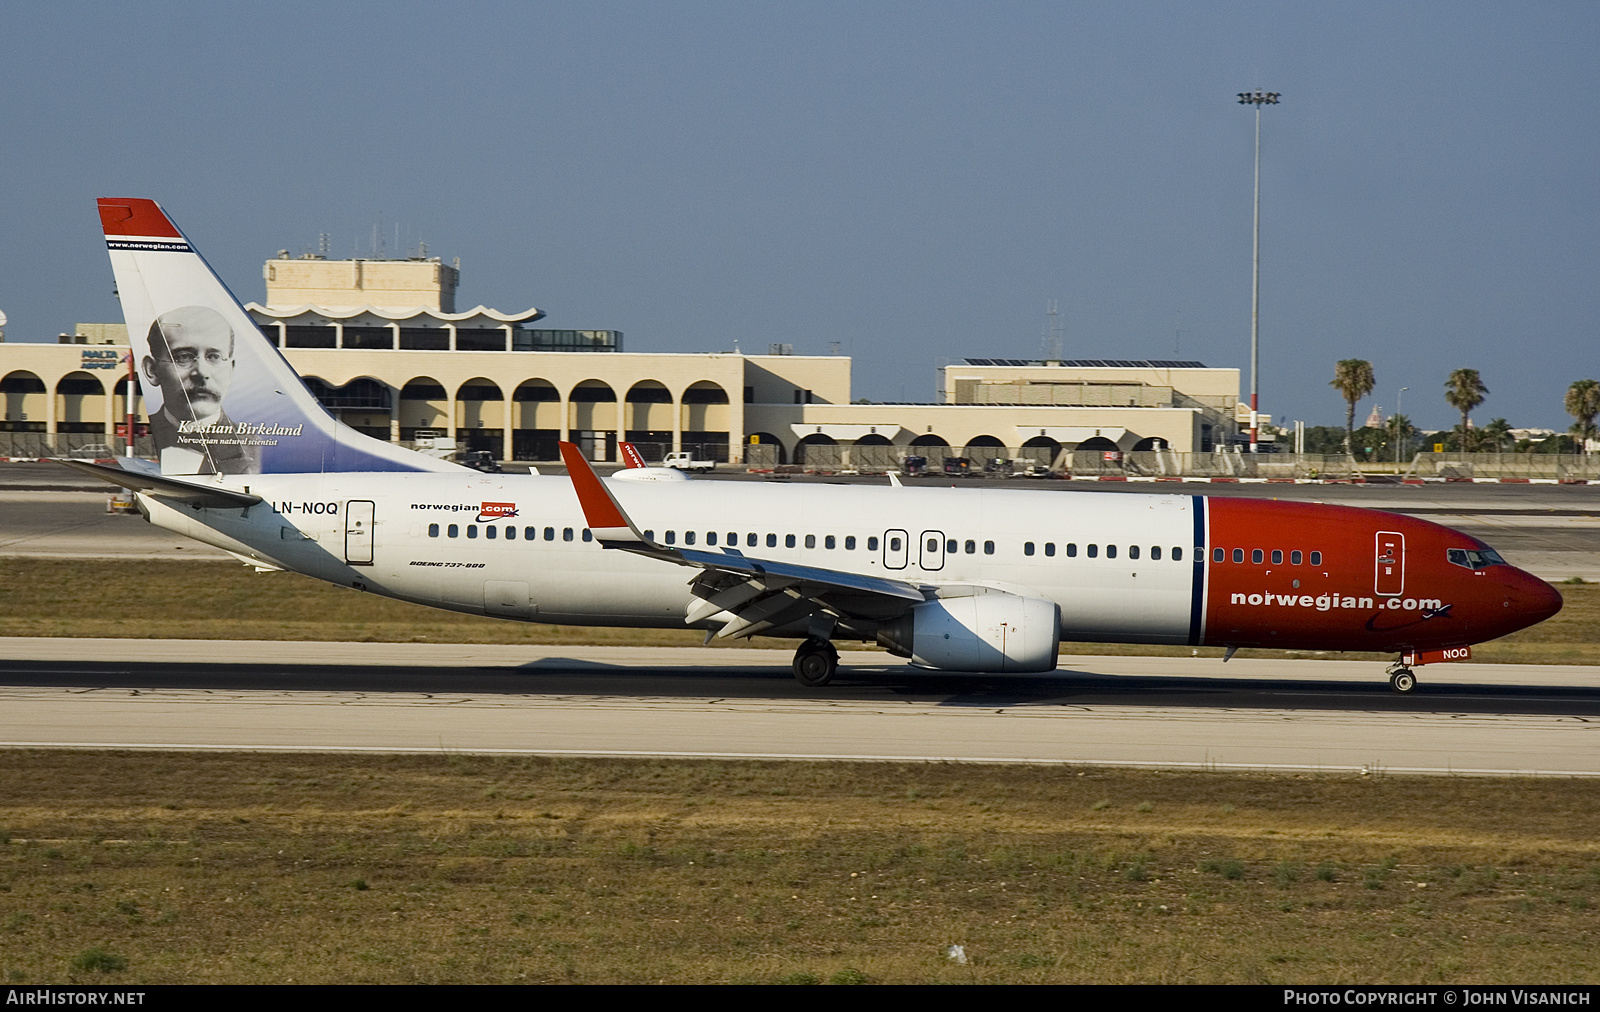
[318,233,330,258]
[1173,310,1190,355]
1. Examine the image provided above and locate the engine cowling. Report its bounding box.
[876,592,1060,672]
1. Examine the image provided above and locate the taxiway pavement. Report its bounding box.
[3,639,1596,776]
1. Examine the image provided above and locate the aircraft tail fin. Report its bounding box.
[99,198,458,476]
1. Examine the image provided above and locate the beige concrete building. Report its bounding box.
[0,254,1240,464]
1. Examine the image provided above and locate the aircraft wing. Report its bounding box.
[55,458,263,509]
[558,441,926,639]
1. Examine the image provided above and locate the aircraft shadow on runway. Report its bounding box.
[2,658,1599,718]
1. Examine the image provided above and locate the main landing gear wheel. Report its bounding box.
[1389,668,1417,694]
[792,638,839,687]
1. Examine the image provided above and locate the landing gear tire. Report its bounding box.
[792,638,839,688]
[1389,668,1417,694]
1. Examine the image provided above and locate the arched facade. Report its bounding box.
[455,378,505,455]
[680,380,731,463]
[512,379,560,462]
[569,380,619,461]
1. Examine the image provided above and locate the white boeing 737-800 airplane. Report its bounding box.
[66,199,1562,691]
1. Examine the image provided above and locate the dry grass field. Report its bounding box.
[1,753,1598,984]
[1,558,1594,664]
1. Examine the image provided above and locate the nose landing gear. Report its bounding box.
[792,637,839,687]
[1386,661,1417,694]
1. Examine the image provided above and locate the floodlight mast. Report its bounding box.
[1238,89,1279,453]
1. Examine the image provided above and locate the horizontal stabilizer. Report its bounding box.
[55,458,262,509]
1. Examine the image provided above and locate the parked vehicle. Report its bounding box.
[458,450,502,473]
[664,451,716,473]
[942,456,973,476]
[900,455,928,477]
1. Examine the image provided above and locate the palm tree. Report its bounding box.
[1444,369,1488,451]
[1388,412,1416,464]
[1478,417,1513,454]
[1566,379,1600,454]
[1330,359,1375,455]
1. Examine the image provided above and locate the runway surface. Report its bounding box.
[3,638,1597,776]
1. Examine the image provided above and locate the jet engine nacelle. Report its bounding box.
[876,592,1061,673]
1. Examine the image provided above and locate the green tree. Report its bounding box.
[1388,413,1417,463]
[1444,369,1488,451]
[1330,359,1375,455]
[1478,417,1513,453]
[1566,379,1600,454]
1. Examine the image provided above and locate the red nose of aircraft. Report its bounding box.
[1505,567,1564,630]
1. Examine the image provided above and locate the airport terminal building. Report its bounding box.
[0,253,1241,465]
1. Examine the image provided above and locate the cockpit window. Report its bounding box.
[1447,547,1506,570]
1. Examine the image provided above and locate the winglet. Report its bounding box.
[559,441,647,543]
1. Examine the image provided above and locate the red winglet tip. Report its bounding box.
[98,198,182,238]
[559,441,629,529]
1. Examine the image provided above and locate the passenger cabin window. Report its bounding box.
[467,526,478,540]
[747,533,758,547]
[448,524,459,538]
[582,529,593,542]
[965,540,976,554]
[1045,543,1055,557]
[1024,542,1035,556]
[1087,544,1098,558]
[727,532,737,546]
[506,526,516,541]
[1271,549,1282,564]
[1150,546,1160,560]
[868,537,879,551]
[845,536,856,550]
[1232,549,1244,563]
[1251,549,1263,564]
[1173,547,1184,561]
[1310,551,1323,566]
[544,527,555,541]
[428,523,439,537]
[946,539,957,553]
[889,536,902,551]
[664,531,676,545]
[805,534,816,549]
[1105,544,1116,559]
[1066,544,1077,557]
[826,535,836,549]
[984,541,995,555]
[1213,548,1224,563]
[1128,545,1139,560]
[767,534,778,548]
[786,534,797,548]
[563,528,574,542]
[1291,550,1303,565]
[685,531,696,545]
[707,532,718,546]
[486,526,497,539]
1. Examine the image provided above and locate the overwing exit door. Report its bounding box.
[1375,531,1404,597]
[882,529,909,570]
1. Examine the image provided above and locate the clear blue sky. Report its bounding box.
[2,1,1595,432]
